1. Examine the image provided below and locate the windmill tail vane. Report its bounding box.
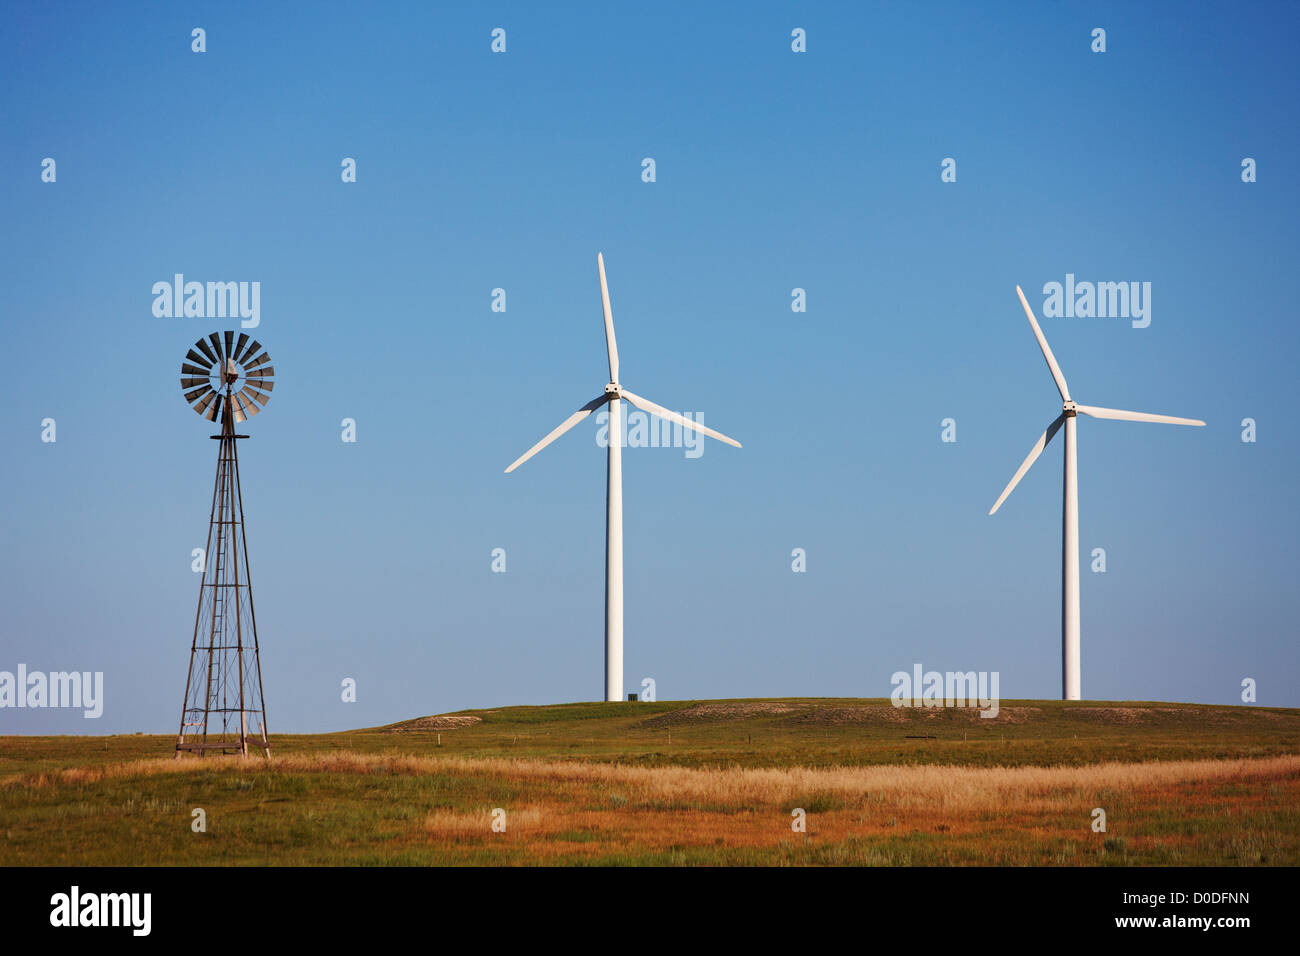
[175,332,274,758]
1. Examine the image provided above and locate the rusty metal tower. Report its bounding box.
[175,331,274,758]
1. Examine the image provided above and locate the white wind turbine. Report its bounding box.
[989,286,1205,700]
[505,253,742,702]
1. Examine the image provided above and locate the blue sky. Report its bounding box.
[2,1,1297,733]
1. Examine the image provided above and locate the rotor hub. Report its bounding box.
[1063,400,1078,417]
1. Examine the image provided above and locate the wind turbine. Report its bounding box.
[989,286,1205,701]
[505,253,741,702]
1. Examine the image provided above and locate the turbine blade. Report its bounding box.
[186,348,213,369]
[505,393,612,473]
[233,332,250,362]
[618,389,742,448]
[1075,404,1206,427]
[989,413,1066,515]
[598,252,619,383]
[1016,285,1070,401]
[194,338,217,365]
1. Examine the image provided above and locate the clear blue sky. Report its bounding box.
[2,2,1297,733]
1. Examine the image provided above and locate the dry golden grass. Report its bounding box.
[425,805,545,833]
[9,750,1298,811]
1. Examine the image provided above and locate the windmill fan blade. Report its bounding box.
[598,253,620,382]
[1074,404,1206,427]
[208,333,225,365]
[223,331,235,361]
[239,339,262,364]
[184,385,212,403]
[239,385,266,411]
[1015,285,1071,402]
[245,378,274,391]
[248,365,274,378]
[204,394,222,422]
[243,387,270,406]
[186,348,213,368]
[238,390,262,417]
[194,390,218,414]
[181,362,211,376]
[194,338,217,364]
[989,413,1066,515]
[181,376,209,389]
[233,332,249,362]
[244,352,271,371]
[505,393,612,473]
[618,389,742,448]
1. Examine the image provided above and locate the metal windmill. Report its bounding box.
[175,331,274,758]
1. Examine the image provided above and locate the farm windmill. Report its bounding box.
[175,331,274,757]
[989,287,1204,700]
[505,253,742,702]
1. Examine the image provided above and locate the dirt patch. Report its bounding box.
[640,702,799,728]
[642,702,1043,729]
[784,706,1040,725]
[1061,707,1167,725]
[384,715,483,733]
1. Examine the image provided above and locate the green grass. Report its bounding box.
[7,697,1296,775]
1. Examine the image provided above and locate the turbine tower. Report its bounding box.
[175,331,274,757]
[989,287,1204,701]
[505,253,741,702]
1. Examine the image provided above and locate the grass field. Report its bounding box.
[3,698,1298,865]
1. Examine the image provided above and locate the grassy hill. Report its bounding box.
[3,698,1298,865]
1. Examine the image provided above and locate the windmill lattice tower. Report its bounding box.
[175,331,274,758]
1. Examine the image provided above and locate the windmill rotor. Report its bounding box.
[179,332,275,424]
